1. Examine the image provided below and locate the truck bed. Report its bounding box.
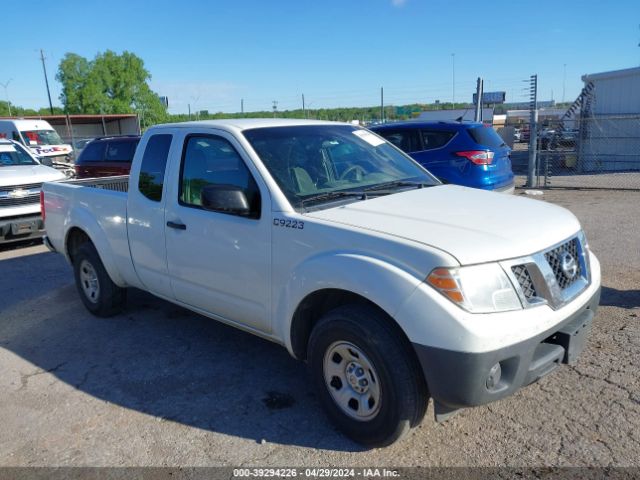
[43,175,137,287]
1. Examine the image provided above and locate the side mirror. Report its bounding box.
[39,156,53,166]
[201,184,251,216]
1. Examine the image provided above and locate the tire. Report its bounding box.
[73,242,126,317]
[308,304,428,447]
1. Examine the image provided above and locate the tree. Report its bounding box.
[56,50,167,128]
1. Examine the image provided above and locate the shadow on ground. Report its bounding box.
[600,286,640,309]
[0,249,365,452]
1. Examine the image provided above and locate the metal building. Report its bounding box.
[579,67,640,172]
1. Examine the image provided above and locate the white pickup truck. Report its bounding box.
[0,139,66,244]
[42,119,601,446]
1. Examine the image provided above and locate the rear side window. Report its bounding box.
[467,126,505,149]
[78,141,106,162]
[138,134,173,202]
[378,129,421,153]
[105,140,139,162]
[420,130,455,150]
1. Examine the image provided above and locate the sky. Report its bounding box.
[3,0,639,114]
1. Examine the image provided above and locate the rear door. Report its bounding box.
[127,132,175,298]
[413,129,457,180]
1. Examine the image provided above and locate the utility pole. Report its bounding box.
[527,74,538,188]
[0,79,12,116]
[241,98,244,114]
[188,103,191,120]
[562,63,567,103]
[302,94,306,119]
[380,87,384,123]
[272,100,278,118]
[40,49,54,115]
[451,53,456,106]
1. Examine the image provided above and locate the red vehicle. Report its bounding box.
[74,136,140,178]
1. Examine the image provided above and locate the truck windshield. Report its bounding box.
[243,125,439,209]
[22,129,64,146]
[0,144,38,166]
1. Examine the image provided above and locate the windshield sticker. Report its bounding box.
[352,129,386,147]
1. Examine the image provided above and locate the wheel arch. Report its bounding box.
[289,288,418,366]
[63,220,126,287]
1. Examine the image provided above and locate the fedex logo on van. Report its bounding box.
[31,145,72,156]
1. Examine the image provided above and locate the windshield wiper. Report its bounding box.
[300,191,368,206]
[363,180,432,192]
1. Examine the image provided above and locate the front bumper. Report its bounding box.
[0,214,44,244]
[412,286,600,420]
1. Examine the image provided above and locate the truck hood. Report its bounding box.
[0,164,66,187]
[305,185,581,265]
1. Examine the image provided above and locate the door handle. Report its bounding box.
[166,221,187,230]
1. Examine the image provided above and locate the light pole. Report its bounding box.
[0,79,12,116]
[451,53,456,106]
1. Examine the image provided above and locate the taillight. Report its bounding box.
[40,190,45,221]
[455,150,495,165]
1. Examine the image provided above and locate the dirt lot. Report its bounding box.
[0,189,638,467]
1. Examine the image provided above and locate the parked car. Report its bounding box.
[0,139,66,244]
[370,121,515,193]
[43,119,600,446]
[540,128,579,150]
[74,135,141,178]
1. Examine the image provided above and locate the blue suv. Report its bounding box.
[370,121,515,193]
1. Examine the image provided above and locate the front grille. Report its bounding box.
[0,183,42,192]
[511,265,537,299]
[0,194,40,207]
[545,238,581,290]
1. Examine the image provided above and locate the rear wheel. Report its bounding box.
[73,242,126,317]
[308,304,428,446]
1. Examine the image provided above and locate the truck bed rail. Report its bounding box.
[62,176,129,193]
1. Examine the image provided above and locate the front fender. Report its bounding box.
[64,206,127,287]
[275,252,424,355]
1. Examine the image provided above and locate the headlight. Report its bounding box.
[426,263,522,313]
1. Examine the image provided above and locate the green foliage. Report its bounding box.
[56,50,168,128]
[166,101,476,125]
[0,100,64,117]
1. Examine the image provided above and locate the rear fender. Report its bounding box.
[64,206,127,287]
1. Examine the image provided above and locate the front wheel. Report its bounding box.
[73,242,126,317]
[308,304,428,446]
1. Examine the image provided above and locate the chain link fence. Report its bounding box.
[538,115,640,190]
[506,115,640,191]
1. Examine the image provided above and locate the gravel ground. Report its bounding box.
[0,189,638,468]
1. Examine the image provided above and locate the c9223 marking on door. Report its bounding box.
[273,218,304,229]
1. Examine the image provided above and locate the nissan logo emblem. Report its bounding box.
[561,252,578,280]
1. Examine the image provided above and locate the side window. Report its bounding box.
[12,131,21,142]
[420,130,455,150]
[138,134,173,202]
[179,135,260,218]
[105,140,139,162]
[379,129,420,153]
[79,141,106,162]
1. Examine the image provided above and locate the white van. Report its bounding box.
[0,119,73,164]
